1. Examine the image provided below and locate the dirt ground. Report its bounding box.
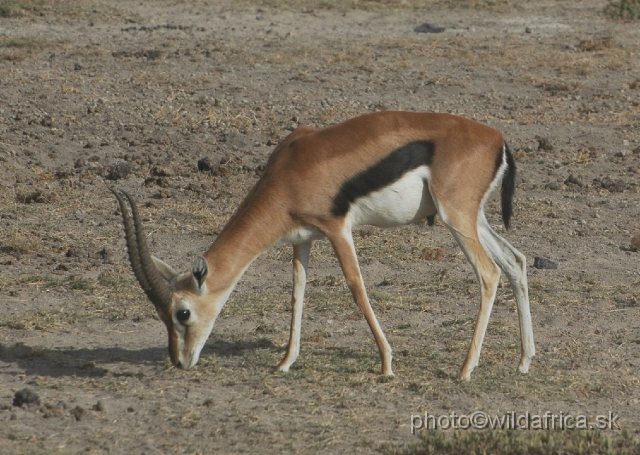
[1,0,639,453]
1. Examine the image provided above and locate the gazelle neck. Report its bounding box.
[202,183,291,293]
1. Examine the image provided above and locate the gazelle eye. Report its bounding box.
[176,309,191,323]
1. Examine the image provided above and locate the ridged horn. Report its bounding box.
[109,188,173,308]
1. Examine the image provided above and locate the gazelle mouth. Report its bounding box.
[176,353,195,370]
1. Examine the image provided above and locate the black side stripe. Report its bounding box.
[331,141,435,217]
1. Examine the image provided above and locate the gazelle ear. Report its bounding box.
[152,255,179,282]
[192,256,208,291]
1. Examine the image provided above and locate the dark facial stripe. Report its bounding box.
[331,141,435,217]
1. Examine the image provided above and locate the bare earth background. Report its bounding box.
[0,0,639,453]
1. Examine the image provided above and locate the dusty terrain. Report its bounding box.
[0,0,639,453]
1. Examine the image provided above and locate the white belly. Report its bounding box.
[347,166,436,228]
[282,166,436,245]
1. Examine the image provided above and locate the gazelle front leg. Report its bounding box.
[328,226,394,376]
[278,242,311,372]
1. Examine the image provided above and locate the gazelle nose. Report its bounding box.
[175,361,183,369]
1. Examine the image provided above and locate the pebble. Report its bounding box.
[533,257,557,269]
[414,23,445,33]
[92,400,105,411]
[197,156,218,173]
[564,174,583,187]
[71,405,87,421]
[537,137,553,151]
[107,161,131,181]
[13,388,40,407]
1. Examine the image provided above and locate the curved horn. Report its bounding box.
[110,188,173,308]
[109,187,151,293]
[120,190,173,307]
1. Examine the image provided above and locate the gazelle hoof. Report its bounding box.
[518,358,532,374]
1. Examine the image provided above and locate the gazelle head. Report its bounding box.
[109,188,224,369]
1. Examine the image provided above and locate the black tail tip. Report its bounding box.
[501,144,516,230]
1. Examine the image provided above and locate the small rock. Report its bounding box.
[597,176,627,193]
[197,156,218,173]
[545,182,561,191]
[66,247,87,258]
[13,388,40,407]
[525,26,532,33]
[151,165,172,177]
[533,257,557,269]
[74,63,83,71]
[71,405,86,421]
[537,137,553,151]
[92,400,104,411]
[106,161,132,181]
[414,23,445,33]
[564,174,583,187]
[40,115,53,127]
[630,235,640,252]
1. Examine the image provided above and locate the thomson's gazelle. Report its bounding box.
[110,111,535,380]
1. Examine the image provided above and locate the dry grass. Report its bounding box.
[604,0,640,19]
[228,0,562,12]
[0,0,138,21]
[1,1,639,453]
[383,430,640,455]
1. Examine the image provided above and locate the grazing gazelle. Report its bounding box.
[110,111,535,380]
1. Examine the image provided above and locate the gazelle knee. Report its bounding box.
[513,250,526,274]
[481,263,500,290]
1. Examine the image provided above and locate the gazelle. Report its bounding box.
[110,111,535,380]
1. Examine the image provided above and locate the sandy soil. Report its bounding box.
[0,1,639,453]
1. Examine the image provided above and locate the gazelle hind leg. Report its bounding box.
[278,242,311,372]
[477,215,535,373]
[327,224,393,376]
[440,212,501,381]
